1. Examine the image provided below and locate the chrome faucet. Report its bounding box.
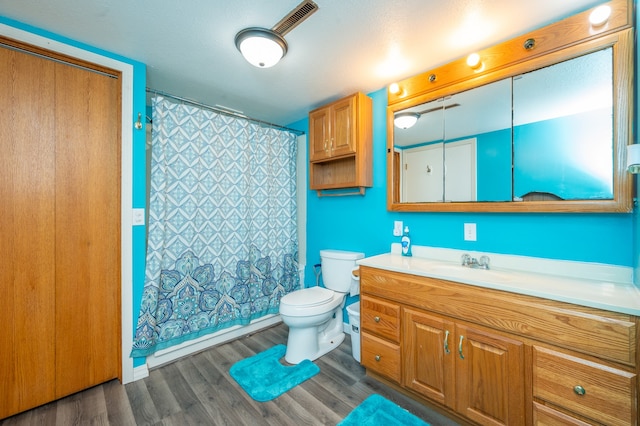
[461,254,490,270]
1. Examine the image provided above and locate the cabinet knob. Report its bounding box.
[573,385,586,396]
[375,355,381,362]
[374,316,380,322]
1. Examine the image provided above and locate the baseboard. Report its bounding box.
[132,364,149,381]
[134,314,283,379]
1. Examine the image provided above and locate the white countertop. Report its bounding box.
[357,244,640,316]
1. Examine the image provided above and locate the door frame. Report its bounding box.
[0,23,136,383]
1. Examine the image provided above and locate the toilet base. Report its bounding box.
[283,309,346,364]
[284,328,345,364]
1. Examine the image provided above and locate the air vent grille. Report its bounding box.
[272,0,319,36]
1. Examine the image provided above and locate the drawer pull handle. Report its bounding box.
[375,355,381,362]
[573,385,586,396]
[444,330,451,354]
[458,335,465,359]
[374,316,380,323]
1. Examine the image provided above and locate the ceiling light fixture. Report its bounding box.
[235,28,288,68]
[394,112,420,129]
[234,0,319,69]
[394,103,461,129]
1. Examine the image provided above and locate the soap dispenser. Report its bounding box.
[401,226,412,257]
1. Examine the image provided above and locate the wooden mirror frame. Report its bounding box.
[387,0,634,213]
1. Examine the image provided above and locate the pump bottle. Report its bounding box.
[401,226,412,257]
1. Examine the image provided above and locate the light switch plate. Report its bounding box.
[132,208,145,226]
[393,221,403,237]
[464,223,477,241]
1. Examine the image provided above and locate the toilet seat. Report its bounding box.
[281,286,333,307]
[279,286,344,317]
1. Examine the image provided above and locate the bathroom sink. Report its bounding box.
[425,263,514,283]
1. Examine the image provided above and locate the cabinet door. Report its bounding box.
[455,324,525,426]
[330,96,356,157]
[309,107,330,161]
[403,309,455,408]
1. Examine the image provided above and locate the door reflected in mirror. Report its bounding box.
[394,79,511,202]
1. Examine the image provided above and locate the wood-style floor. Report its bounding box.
[1,323,460,425]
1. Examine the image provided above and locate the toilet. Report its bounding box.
[279,249,364,364]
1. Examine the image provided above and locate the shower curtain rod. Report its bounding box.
[146,88,305,136]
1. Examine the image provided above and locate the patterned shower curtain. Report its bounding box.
[131,96,299,357]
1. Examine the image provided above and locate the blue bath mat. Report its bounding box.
[339,394,430,426]
[229,344,319,402]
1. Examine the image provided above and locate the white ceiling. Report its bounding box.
[0,0,602,126]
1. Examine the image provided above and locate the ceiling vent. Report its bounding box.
[272,0,319,36]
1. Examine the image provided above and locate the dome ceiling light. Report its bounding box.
[394,103,461,129]
[235,0,319,68]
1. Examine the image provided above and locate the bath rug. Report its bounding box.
[229,344,319,402]
[338,394,430,426]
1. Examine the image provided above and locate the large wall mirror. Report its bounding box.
[387,0,633,213]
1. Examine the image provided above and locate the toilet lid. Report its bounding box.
[281,286,333,307]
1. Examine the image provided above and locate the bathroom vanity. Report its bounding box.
[358,248,639,426]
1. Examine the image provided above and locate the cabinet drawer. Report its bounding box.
[361,331,401,383]
[533,402,592,426]
[533,346,637,426]
[361,295,400,342]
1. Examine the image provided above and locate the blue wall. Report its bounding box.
[297,88,634,294]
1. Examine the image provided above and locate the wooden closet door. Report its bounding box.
[0,41,121,418]
[54,62,121,398]
[0,44,57,419]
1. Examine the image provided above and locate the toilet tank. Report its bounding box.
[320,249,365,292]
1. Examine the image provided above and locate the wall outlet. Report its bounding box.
[464,223,477,241]
[393,221,403,237]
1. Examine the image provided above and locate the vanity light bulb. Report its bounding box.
[466,53,481,69]
[389,83,400,94]
[589,5,611,27]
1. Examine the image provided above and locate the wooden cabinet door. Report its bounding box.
[455,323,525,426]
[403,309,455,408]
[309,107,330,161]
[330,96,356,157]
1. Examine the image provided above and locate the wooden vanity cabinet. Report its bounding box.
[404,308,525,426]
[308,92,372,193]
[359,266,639,426]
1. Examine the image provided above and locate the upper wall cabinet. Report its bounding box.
[387,0,634,213]
[310,92,373,196]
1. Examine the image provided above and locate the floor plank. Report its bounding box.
[1,323,461,425]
